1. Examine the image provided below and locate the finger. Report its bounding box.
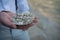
[31,16,38,23]
[34,16,38,19]
[1,11,15,17]
[0,12,16,29]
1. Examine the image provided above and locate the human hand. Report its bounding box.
[16,16,38,30]
[0,11,17,29]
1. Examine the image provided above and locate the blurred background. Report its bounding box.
[28,0,60,40]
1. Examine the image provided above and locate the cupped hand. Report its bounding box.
[0,11,17,29]
[17,16,38,30]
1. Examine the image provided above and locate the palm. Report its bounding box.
[17,16,37,30]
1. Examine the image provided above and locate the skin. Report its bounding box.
[0,11,37,30]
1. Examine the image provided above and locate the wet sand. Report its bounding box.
[28,0,60,40]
